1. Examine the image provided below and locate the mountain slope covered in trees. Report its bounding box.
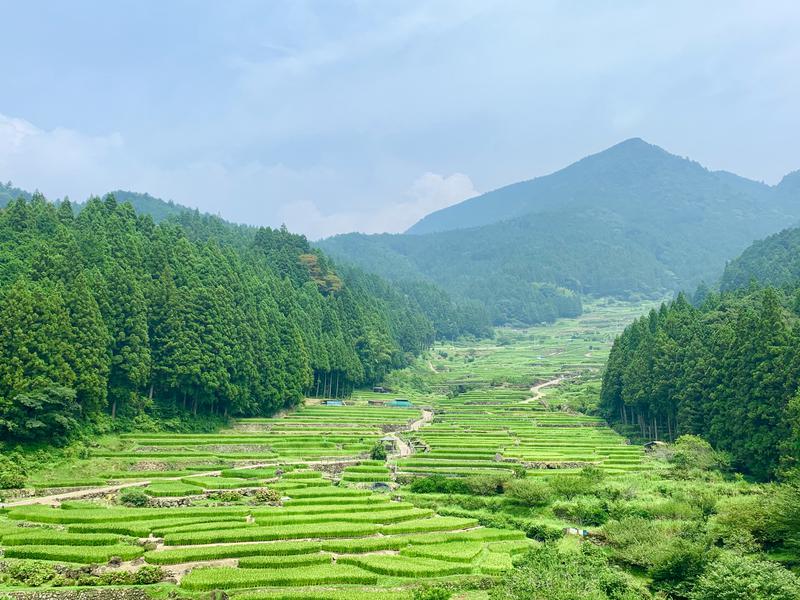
[319,139,799,325]
[600,289,800,480]
[0,193,466,444]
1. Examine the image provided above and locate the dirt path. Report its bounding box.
[520,377,565,404]
[385,409,433,457]
[409,409,434,431]
[426,360,437,373]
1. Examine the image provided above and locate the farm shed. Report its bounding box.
[380,435,398,452]
[389,398,413,408]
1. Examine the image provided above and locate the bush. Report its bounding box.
[521,521,563,542]
[490,544,650,599]
[670,435,731,477]
[649,539,712,597]
[552,497,609,526]
[548,474,595,499]
[207,490,243,502]
[370,443,387,461]
[252,488,282,504]
[465,474,510,496]
[118,487,149,507]
[413,587,451,600]
[409,475,471,495]
[507,479,552,507]
[691,552,800,600]
[708,495,770,552]
[0,454,26,489]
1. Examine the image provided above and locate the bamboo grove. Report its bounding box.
[0,194,448,443]
[600,289,800,480]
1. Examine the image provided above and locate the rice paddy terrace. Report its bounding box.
[0,299,657,597]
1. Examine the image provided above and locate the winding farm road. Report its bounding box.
[387,409,434,457]
[520,376,566,404]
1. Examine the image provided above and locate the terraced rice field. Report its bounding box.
[1,476,530,595]
[0,299,657,596]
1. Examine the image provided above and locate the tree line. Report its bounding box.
[0,194,451,443]
[600,288,800,480]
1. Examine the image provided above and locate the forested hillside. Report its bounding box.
[600,289,800,480]
[0,193,456,444]
[0,181,33,207]
[721,226,800,292]
[319,139,800,325]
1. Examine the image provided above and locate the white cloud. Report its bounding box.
[0,112,477,239]
[280,172,478,239]
[0,113,124,200]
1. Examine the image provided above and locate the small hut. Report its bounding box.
[388,398,413,408]
[322,399,344,406]
[380,435,397,452]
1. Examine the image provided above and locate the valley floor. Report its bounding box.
[2,299,796,598]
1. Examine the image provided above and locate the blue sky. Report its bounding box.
[1,1,798,238]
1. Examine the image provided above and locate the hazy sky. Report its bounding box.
[1,1,798,239]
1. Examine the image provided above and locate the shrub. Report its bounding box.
[118,487,149,507]
[548,473,596,499]
[370,442,388,461]
[0,454,26,489]
[490,544,649,599]
[552,497,609,526]
[206,490,243,502]
[0,559,61,586]
[708,495,770,552]
[409,475,471,495]
[649,539,712,597]
[252,488,282,504]
[413,587,451,600]
[465,474,510,496]
[507,479,552,507]
[521,521,563,542]
[670,435,731,477]
[691,552,800,600]
[601,517,684,569]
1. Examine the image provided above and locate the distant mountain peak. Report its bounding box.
[406,138,703,235]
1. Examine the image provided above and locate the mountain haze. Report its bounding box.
[320,139,800,324]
